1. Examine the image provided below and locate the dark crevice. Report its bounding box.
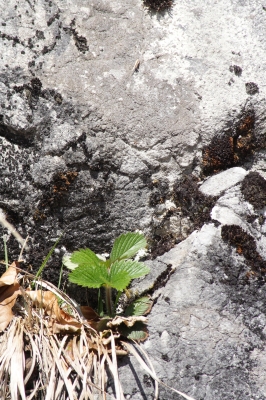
[144,263,174,299]
[0,122,36,147]
[221,224,266,280]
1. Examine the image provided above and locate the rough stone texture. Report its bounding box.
[1,0,266,399]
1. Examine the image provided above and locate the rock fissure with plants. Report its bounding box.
[0,221,195,400]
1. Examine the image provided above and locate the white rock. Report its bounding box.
[199,167,248,196]
[211,204,247,230]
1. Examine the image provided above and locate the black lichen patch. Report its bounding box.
[14,80,63,108]
[73,32,89,53]
[202,110,256,175]
[36,30,45,40]
[221,224,266,278]
[241,171,266,209]
[172,175,217,227]
[149,263,173,294]
[0,31,23,47]
[13,77,42,108]
[63,22,89,53]
[42,42,56,55]
[229,65,242,76]
[47,11,60,27]
[30,77,42,96]
[143,0,174,12]
[149,179,169,206]
[143,374,152,388]
[245,82,259,95]
[41,88,63,104]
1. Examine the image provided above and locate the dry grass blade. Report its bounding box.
[0,318,26,400]
[10,320,26,400]
[0,213,29,250]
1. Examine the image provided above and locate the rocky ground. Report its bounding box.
[1,0,266,398]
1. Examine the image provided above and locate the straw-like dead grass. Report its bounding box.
[0,263,126,400]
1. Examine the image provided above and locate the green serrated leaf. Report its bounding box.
[107,269,131,291]
[111,260,150,280]
[71,248,105,267]
[124,297,152,317]
[110,232,147,262]
[68,264,109,288]
[118,321,148,341]
[107,260,149,291]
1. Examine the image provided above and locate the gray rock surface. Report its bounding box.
[1,0,266,399]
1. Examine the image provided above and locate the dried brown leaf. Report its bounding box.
[26,290,82,333]
[0,262,21,331]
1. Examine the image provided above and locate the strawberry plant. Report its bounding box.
[63,232,151,339]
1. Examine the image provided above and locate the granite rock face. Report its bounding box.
[1,0,266,399]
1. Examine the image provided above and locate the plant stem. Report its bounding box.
[105,285,113,317]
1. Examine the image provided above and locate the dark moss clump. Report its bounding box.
[221,224,266,276]
[149,233,176,259]
[241,171,266,210]
[172,175,217,228]
[202,110,256,175]
[202,135,235,175]
[143,0,174,11]
[234,111,256,160]
[149,179,169,206]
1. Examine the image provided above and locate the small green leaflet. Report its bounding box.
[111,260,150,280]
[110,232,147,262]
[69,264,109,288]
[124,297,152,317]
[71,248,106,267]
